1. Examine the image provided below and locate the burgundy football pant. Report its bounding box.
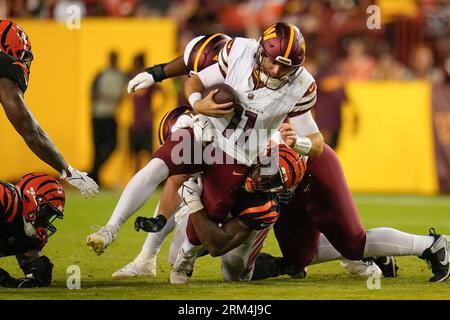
[274,144,366,268]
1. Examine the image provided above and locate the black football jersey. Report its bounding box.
[0,51,29,93]
[233,191,280,230]
[0,182,42,257]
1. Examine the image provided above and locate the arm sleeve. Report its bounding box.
[289,111,319,137]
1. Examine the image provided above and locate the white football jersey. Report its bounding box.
[208,37,316,166]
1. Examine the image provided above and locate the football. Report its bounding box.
[203,83,238,108]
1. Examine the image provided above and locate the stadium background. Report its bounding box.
[1,0,449,194]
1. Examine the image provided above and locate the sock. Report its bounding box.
[107,158,169,227]
[364,227,434,257]
[310,233,343,265]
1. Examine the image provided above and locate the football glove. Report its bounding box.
[61,165,99,198]
[135,215,167,233]
[17,255,53,287]
[171,114,194,132]
[192,114,216,146]
[127,72,155,94]
[0,268,48,288]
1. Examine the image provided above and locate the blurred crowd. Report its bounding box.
[2,0,449,84]
[2,0,449,152]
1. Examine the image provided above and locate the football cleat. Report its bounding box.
[112,256,156,279]
[170,247,195,284]
[363,256,399,278]
[251,253,306,280]
[86,225,118,255]
[340,259,382,277]
[419,228,450,282]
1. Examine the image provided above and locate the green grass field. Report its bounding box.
[1,190,449,300]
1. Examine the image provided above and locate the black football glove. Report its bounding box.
[17,255,53,287]
[0,267,44,288]
[135,215,167,233]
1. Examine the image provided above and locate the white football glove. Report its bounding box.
[127,71,155,94]
[178,177,204,213]
[60,165,99,198]
[192,114,216,146]
[171,114,194,133]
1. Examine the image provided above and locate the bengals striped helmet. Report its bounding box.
[0,20,33,69]
[245,144,307,193]
[255,22,305,89]
[16,173,65,241]
[184,33,231,74]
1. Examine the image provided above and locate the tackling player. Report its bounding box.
[0,20,98,198]
[0,173,65,288]
[168,144,306,283]
[250,124,450,283]
[87,23,324,263]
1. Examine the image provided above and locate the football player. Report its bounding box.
[168,144,306,283]
[86,22,324,263]
[0,20,98,198]
[251,124,450,283]
[0,173,65,288]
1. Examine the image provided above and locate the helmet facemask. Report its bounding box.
[22,188,63,241]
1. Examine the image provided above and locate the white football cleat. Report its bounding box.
[86,225,119,255]
[340,259,382,277]
[170,247,196,284]
[112,256,157,279]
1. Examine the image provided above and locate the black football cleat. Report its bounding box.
[251,253,307,280]
[419,228,450,283]
[363,256,399,278]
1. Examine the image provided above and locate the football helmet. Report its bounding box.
[16,173,65,241]
[0,20,33,69]
[184,33,231,73]
[255,22,305,89]
[244,144,307,193]
[158,105,193,145]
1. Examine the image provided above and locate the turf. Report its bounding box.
[0,190,449,300]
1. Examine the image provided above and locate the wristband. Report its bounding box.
[145,63,167,82]
[185,196,204,214]
[188,92,202,108]
[293,136,312,156]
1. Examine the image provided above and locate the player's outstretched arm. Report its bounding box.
[0,78,68,173]
[0,78,98,198]
[128,56,187,94]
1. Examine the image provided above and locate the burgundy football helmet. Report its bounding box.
[184,33,231,73]
[255,22,305,89]
[0,20,33,69]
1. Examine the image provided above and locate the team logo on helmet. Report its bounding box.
[0,20,33,69]
[255,22,306,90]
[16,173,65,242]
